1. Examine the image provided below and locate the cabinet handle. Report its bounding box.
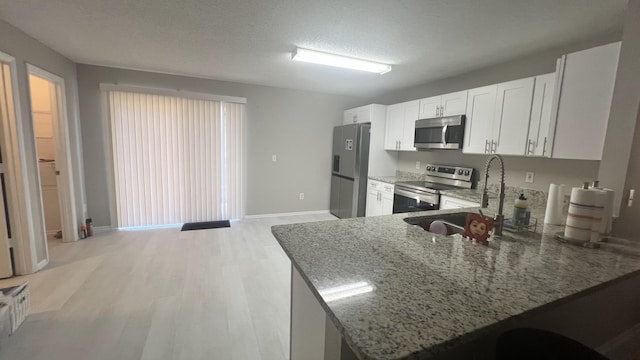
[378,192,381,201]
[527,139,534,155]
[398,140,401,149]
[542,137,548,156]
[438,106,442,117]
[485,140,490,154]
[491,140,497,154]
[353,115,357,123]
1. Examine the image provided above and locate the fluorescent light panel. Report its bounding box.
[319,281,374,302]
[292,47,392,74]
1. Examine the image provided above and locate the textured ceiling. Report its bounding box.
[0,0,629,97]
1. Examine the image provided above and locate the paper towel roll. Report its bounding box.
[545,184,562,225]
[565,187,597,241]
[590,190,607,243]
[559,184,570,219]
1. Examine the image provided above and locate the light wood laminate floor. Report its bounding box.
[0,213,336,360]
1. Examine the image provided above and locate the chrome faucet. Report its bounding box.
[481,154,506,236]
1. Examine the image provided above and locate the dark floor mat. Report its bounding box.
[181,220,231,231]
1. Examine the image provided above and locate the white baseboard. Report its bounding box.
[93,226,113,233]
[244,210,332,219]
[37,259,49,271]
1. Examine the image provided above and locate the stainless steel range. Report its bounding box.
[392,164,474,214]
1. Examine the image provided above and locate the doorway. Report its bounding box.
[27,65,78,251]
[29,75,62,242]
[0,58,15,278]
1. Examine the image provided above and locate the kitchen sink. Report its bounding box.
[404,212,475,236]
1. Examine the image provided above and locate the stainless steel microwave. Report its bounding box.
[414,115,465,150]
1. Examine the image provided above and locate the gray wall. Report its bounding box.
[362,32,620,192]
[76,64,363,226]
[0,19,85,268]
[602,0,640,228]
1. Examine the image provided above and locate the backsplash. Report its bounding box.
[395,151,600,193]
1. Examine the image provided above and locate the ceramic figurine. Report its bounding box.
[463,213,493,245]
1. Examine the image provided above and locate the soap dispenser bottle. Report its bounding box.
[513,193,528,228]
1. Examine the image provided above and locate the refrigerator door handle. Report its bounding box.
[333,155,340,172]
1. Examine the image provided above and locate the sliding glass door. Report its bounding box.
[107,90,244,227]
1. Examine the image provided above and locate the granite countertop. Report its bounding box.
[368,175,400,184]
[271,210,640,360]
[439,188,483,203]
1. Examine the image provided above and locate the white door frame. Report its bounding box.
[26,64,78,245]
[0,50,40,274]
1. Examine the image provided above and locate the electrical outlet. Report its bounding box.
[272,155,277,162]
[415,161,421,170]
[299,193,304,200]
[525,172,535,183]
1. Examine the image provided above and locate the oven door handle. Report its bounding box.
[394,188,438,204]
[441,125,448,146]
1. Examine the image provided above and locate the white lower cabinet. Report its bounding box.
[440,195,480,210]
[366,180,394,217]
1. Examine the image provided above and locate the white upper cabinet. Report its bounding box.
[384,103,405,150]
[463,85,497,154]
[548,42,621,160]
[401,100,420,150]
[418,91,468,119]
[527,73,556,157]
[441,91,468,117]
[418,95,441,119]
[343,106,372,125]
[494,77,535,156]
[384,100,419,151]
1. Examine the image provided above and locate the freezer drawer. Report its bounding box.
[330,175,356,219]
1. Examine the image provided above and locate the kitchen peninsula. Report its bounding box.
[272,209,640,360]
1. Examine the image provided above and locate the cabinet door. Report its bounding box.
[463,85,497,154]
[527,73,556,156]
[366,190,380,217]
[551,42,621,160]
[494,78,535,156]
[356,107,371,124]
[381,193,394,215]
[418,95,441,119]
[441,90,468,116]
[384,103,404,150]
[400,100,420,151]
[342,109,358,125]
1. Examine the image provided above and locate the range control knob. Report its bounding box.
[464,170,470,176]
[458,169,463,175]
[426,166,432,171]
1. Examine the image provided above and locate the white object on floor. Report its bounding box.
[0,283,29,334]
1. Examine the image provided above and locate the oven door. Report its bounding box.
[414,116,465,149]
[392,187,439,214]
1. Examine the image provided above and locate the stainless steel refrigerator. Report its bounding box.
[330,123,370,219]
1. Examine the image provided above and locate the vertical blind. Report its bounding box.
[108,91,244,227]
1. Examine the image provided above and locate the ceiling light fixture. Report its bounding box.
[291,47,392,74]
